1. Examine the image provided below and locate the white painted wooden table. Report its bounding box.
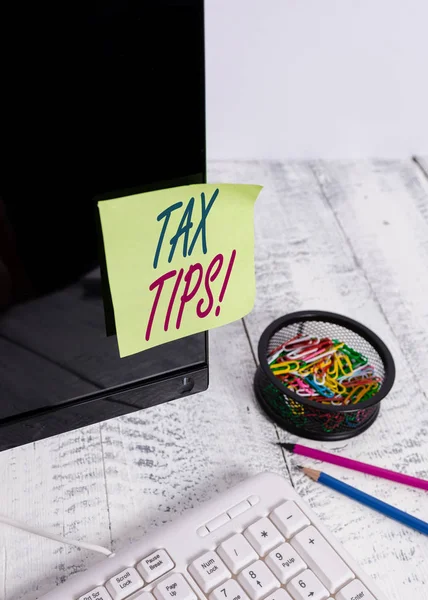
[1,159,428,600]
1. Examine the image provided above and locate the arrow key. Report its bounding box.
[237,560,280,600]
[286,569,329,600]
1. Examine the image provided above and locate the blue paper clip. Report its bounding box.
[306,374,335,398]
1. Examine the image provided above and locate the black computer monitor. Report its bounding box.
[0,0,208,450]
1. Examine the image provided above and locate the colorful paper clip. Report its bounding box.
[268,333,381,410]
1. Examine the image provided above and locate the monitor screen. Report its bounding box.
[0,0,207,446]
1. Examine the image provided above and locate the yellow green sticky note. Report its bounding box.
[98,183,262,357]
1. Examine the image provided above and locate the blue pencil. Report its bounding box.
[301,467,428,536]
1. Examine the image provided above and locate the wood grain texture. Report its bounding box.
[0,425,111,600]
[209,160,428,599]
[1,160,428,600]
[309,159,428,598]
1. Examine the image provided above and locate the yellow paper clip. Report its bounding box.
[270,360,300,374]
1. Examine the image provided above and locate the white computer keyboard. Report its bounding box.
[39,472,387,600]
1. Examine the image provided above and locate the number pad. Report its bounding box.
[244,518,284,556]
[265,543,306,584]
[270,502,310,539]
[210,579,250,600]
[291,526,353,593]
[237,560,280,600]
[286,569,329,600]
[188,551,231,593]
[217,534,258,574]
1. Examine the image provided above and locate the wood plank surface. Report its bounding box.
[309,159,428,597]
[0,424,111,600]
[1,160,427,600]
[209,160,428,599]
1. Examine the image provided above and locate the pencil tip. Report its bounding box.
[299,467,320,481]
[296,465,304,470]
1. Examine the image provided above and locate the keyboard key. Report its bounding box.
[137,549,175,582]
[132,594,156,600]
[336,580,376,600]
[105,567,144,600]
[207,513,230,532]
[270,502,310,539]
[290,526,354,594]
[228,501,251,519]
[210,579,250,600]
[197,525,209,537]
[237,560,280,600]
[154,573,197,600]
[78,586,112,600]
[248,496,260,506]
[264,589,293,600]
[244,518,284,556]
[265,543,306,583]
[286,570,329,600]
[217,533,258,574]
[188,551,231,593]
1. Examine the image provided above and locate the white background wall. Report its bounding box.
[205,0,428,160]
